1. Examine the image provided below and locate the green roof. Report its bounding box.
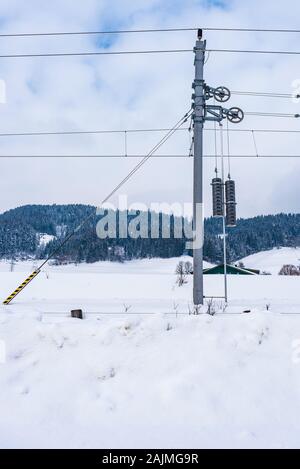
[203,264,259,275]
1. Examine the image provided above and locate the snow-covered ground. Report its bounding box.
[0,254,300,449]
[241,247,300,275]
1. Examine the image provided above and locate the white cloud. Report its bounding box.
[0,0,299,217]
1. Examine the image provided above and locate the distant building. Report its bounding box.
[203,264,260,275]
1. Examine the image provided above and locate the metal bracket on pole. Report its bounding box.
[205,105,244,123]
[204,105,223,122]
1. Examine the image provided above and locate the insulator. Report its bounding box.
[225,179,237,227]
[211,177,224,217]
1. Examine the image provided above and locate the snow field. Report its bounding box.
[0,253,300,448]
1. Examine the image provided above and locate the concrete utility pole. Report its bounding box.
[192,30,206,306]
[191,31,244,307]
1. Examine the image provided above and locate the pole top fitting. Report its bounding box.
[197,29,203,40]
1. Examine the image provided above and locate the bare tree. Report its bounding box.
[10,258,15,272]
[184,261,193,275]
[175,261,187,286]
[188,303,202,315]
[206,298,216,316]
[279,264,300,276]
[173,302,179,318]
[193,304,202,315]
[123,304,132,313]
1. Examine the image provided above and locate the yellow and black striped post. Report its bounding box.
[3,270,40,305]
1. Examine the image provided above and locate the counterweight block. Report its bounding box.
[211,177,224,217]
[225,179,237,227]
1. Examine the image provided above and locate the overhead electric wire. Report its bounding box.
[1,120,299,139]
[214,120,218,173]
[1,27,300,38]
[98,111,192,205]
[204,27,300,34]
[1,48,300,59]
[226,119,231,177]
[0,28,198,38]
[251,130,259,157]
[0,127,190,137]
[244,112,299,118]
[0,154,195,158]
[213,97,218,174]
[0,154,299,158]
[188,137,194,158]
[231,90,300,99]
[0,49,191,59]
[207,48,300,55]
[220,128,300,133]
[35,109,192,270]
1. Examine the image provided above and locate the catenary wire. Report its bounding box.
[231,91,300,99]
[0,49,191,58]
[1,119,299,139]
[36,109,192,270]
[2,27,300,38]
[213,97,218,174]
[226,119,231,177]
[1,48,300,59]
[244,112,299,117]
[0,154,299,158]
[251,130,259,157]
[206,48,300,55]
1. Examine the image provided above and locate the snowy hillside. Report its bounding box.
[240,247,300,275]
[1,205,299,264]
[0,256,300,449]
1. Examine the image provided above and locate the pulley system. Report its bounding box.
[192,82,244,124]
[205,85,230,102]
[203,84,244,123]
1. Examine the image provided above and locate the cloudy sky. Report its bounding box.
[0,0,299,218]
